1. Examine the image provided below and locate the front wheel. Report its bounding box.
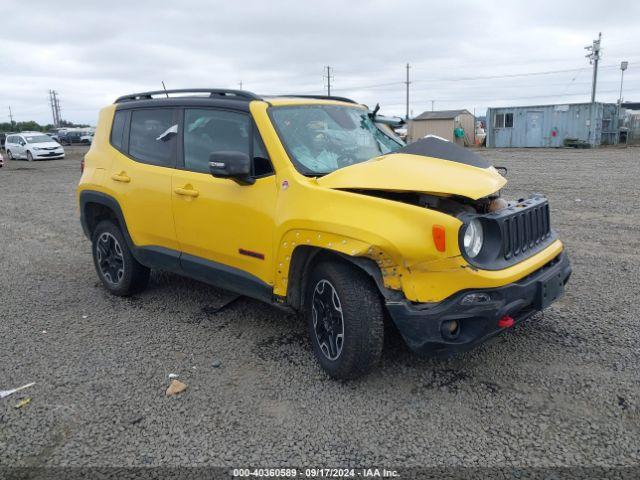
[26,151,33,162]
[6,150,13,160]
[91,220,150,296]
[305,260,385,379]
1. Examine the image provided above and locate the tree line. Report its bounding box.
[0,120,91,133]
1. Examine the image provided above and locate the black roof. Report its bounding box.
[114,89,261,103]
[114,89,359,106]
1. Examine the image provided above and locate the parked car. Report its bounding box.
[57,130,84,145]
[5,132,65,161]
[0,151,4,167]
[0,133,6,149]
[78,89,571,379]
[80,132,94,144]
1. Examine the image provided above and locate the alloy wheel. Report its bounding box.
[311,279,345,360]
[95,232,125,285]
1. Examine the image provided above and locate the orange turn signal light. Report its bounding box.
[432,225,446,252]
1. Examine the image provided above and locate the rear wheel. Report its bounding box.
[91,220,150,296]
[305,260,385,379]
[26,151,33,162]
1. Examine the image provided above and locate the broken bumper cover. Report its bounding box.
[386,252,572,356]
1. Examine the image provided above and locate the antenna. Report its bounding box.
[161,81,169,98]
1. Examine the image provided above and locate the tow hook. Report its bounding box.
[497,315,515,328]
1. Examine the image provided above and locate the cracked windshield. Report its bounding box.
[271,104,402,175]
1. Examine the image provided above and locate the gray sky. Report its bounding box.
[1,0,638,125]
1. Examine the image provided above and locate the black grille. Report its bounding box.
[501,201,551,260]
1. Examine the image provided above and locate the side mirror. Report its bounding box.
[209,151,254,185]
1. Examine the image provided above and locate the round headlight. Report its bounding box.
[463,219,484,258]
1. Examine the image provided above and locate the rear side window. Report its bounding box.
[110,110,127,150]
[128,109,177,167]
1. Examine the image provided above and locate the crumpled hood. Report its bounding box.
[317,152,506,200]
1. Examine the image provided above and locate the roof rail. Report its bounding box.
[278,94,359,104]
[115,89,262,103]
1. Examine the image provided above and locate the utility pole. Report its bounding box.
[585,32,602,103]
[431,100,435,112]
[49,90,62,127]
[8,105,14,129]
[324,66,333,96]
[238,81,243,90]
[404,63,411,120]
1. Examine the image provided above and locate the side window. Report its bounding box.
[183,109,250,174]
[128,109,176,167]
[495,113,505,129]
[110,110,127,151]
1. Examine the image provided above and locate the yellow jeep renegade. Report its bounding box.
[78,88,571,379]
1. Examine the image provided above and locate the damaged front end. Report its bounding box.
[316,136,571,355]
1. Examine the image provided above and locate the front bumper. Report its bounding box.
[386,251,571,356]
[35,151,64,159]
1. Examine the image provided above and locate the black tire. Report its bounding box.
[305,260,384,379]
[6,150,13,160]
[91,220,150,296]
[26,151,33,162]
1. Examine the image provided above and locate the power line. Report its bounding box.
[329,63,629,94]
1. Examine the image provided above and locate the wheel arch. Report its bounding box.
[79,190,133,248]
[285,245,404,311]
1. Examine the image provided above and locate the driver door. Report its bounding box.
[172,107,277,286]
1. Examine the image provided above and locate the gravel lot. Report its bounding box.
[0,145,639,470]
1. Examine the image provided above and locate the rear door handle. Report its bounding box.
[111,172,131,183]
[174,186,199,198]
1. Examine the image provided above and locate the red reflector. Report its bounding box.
[497,315,514,328]
[432,225,446,252]
[80,158,85,173]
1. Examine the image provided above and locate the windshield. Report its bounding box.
[271,105,403,175]
[25,135,54,143]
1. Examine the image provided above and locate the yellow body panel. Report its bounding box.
[317,153,507,200]
[171,171,277,282]
[79,100,564,305]
[78,105,179,250]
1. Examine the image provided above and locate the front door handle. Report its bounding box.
[111,172,131,183]
[174,186,199,198]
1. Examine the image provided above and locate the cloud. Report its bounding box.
[0,0,638,124]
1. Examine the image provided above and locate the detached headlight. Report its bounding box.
[463,219,484,258]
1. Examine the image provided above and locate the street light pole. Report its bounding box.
[619,61,628,103]
[617,61,628,144]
